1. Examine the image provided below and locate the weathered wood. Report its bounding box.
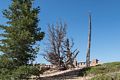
[86,13,92,67]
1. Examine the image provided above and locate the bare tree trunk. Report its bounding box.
[64,39,79,69]
[86,13,91,67]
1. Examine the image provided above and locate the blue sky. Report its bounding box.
[0,0,120,64]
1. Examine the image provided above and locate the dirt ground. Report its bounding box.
[39,76,93,80]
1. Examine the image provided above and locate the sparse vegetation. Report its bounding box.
[91,73,120,80]
[78,62,120,79]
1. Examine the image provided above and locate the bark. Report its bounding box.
[86,13,92,67]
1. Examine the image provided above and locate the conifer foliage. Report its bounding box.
[0,0,44,66]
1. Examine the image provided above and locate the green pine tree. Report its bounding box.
[0,0,44,66]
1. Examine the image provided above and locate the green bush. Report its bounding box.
[0,55,42,79]
[13,66,40,79]
[0,65,41,80]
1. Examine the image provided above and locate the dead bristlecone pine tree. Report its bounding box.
[43,22,79,70]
